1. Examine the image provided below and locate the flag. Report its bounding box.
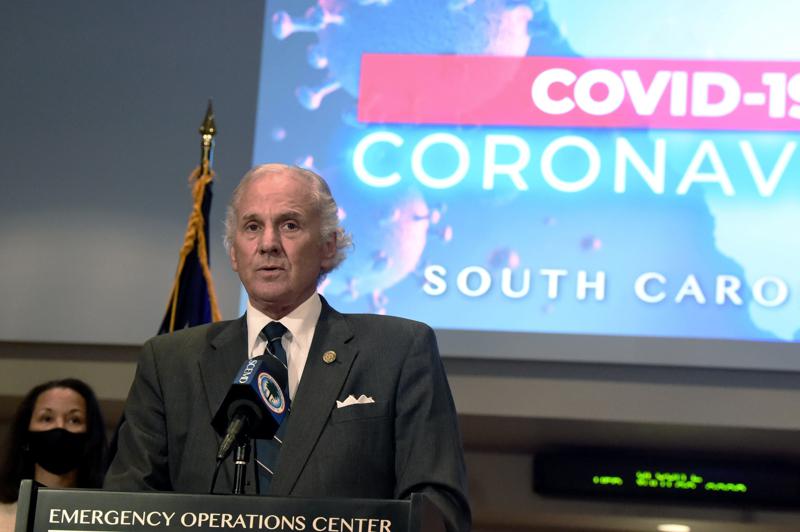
[158,102,222,333]
[158,166,223,333]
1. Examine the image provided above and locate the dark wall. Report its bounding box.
[0,0,264,344]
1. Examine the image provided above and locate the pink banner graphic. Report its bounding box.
[358,54,800,132]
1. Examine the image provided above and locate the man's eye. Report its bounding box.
[244,223,259,232]
[282,221,299,231]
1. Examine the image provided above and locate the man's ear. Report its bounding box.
[229,244,239,272]
[320,233,337,270]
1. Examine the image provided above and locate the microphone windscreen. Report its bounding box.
[211,357,289,441]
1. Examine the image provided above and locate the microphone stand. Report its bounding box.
[232,441,250,494]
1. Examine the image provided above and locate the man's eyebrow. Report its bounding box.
[238,210,306,223]
[276,209,305,221]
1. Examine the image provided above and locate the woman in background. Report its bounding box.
[0,378,107,532]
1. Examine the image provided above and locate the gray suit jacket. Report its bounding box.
[105,299,470,532]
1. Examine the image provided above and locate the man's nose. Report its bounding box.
[54,417,66,429]
[258,226,280,253]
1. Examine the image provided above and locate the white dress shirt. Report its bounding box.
[245,293,321,399]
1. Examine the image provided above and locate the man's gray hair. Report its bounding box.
[223,163,353,274]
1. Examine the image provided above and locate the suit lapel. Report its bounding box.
[198,317,248,491]
[269,299,356,494]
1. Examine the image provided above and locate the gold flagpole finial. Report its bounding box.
[199,99,217,176]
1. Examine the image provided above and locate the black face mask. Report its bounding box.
[27,428,89,475]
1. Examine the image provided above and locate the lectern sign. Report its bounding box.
[45,505,391,532]
[15,483,441,532]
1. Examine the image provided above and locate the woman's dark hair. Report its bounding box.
[0,378,108,503]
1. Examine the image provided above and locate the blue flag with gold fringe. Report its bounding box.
[158,103,222,334]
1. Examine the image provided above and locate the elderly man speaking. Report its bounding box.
[105,164,471,532]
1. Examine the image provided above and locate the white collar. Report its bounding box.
[245,293,322,357]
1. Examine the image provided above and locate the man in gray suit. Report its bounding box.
[104,164,470,532]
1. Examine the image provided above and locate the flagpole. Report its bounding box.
[200,100,216,176]
[194,99,222,324]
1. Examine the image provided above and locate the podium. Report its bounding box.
[14,481,445,532]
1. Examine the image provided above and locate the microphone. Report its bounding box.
[211,356,290,462]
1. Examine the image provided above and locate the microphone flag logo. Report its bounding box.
[258,372,286,414]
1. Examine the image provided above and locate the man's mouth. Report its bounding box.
[257,265,284,272]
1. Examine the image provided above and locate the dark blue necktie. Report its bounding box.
[256,321,290,493]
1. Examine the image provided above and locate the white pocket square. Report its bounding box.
[336,394,375,408]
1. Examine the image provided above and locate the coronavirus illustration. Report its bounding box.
[273,0,537,110]
[319,188,451,314]
[270,0,539,312]
[488,247,521,269]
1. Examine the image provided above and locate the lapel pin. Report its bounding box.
[323,350,337,364]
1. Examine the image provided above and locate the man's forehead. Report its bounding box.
[243,170,310,196]
[252,167,309,187]
[236,172,316,218]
